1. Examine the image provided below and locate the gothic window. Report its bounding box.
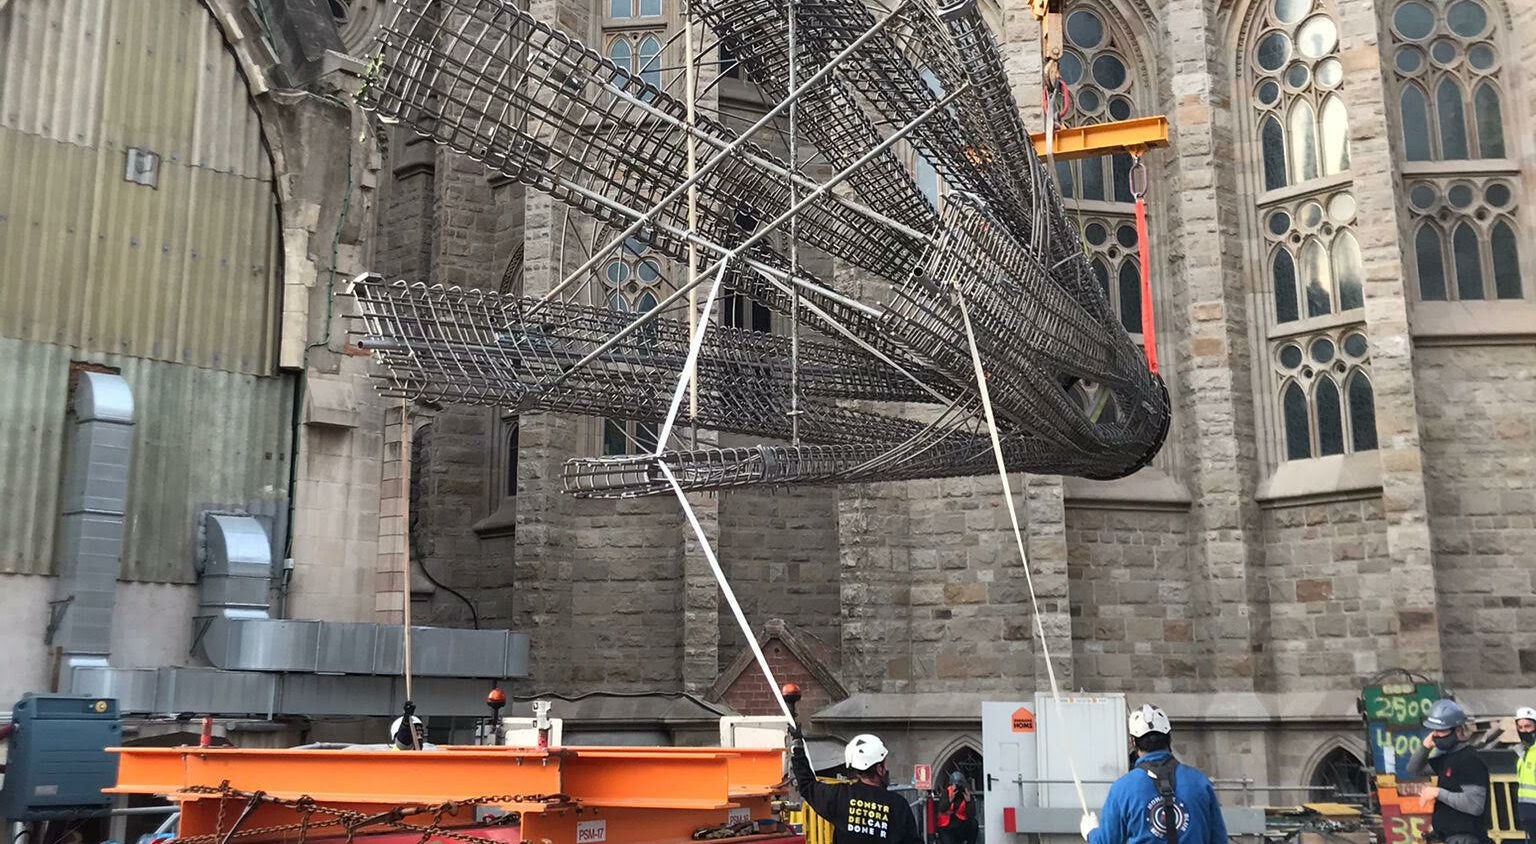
[1242,0,1374,465]
[1252,9,1350,190]
[1389,0,1522,302]
[609,0,661,19]
[1309,747,1369,805]
[603,418,659,456]
[1273,331,1375,460]
[601,233,665,456]
[606,33,663,90]
[905,69,946,209]
[1053,5,1144,335]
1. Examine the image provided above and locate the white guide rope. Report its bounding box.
[951,286,1090,817]
[651,256,793,721]
[660,460,794,721]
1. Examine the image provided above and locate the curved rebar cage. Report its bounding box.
[350,0,1170,497]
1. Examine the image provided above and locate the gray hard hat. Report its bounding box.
[1423,698,1468,730]
[949,770,966,786]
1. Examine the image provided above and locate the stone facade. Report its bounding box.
[370,0,1536,791]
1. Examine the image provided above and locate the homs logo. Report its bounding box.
[1143,798,1189,839]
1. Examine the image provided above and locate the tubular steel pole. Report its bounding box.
[545,83,970,388]
[529,0,917,313]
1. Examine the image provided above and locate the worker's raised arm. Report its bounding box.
[1406,745,1433,778]
[790,743,843,824]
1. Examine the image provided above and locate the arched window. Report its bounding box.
[1054,4,1147,336]
[936,745,985,794]
[636,35,662,90]
[1271,331,1375,460]
[600,232,666,456]
[1309,747,1369,805]
[1243,0,1376,465]
[1389,0,1524,301]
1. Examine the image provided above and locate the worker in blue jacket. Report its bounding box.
[1079,704,1228,844]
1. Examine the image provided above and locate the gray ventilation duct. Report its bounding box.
[197,514,275,622]
[49,373,135,692]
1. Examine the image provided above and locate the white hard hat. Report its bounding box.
[1515,707,1536,722]
[1129,704,1171,737]
[390,715,424,743]
[845,734,889,771]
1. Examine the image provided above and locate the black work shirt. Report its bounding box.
[791,745,923,844]
[1417,745,1492,840]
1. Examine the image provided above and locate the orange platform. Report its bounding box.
[110,745,793,844]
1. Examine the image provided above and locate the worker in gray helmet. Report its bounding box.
[934,769,979,844]
[1407,699,1491,844]
[788,729,922,844]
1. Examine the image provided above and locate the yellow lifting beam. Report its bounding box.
[1028,0,1170,164]
[1030,115,1170,162]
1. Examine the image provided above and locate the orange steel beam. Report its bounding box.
[111,745,790,844]
[1030,116,1169,162]
[112,746,785,807]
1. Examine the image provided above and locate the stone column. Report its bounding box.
[1335,0,1442,673]
[1025,473,1073,689]
[1160,0,1268,691]
[376,405,407,625]
[839,479,914,693]
[682,486,722,693]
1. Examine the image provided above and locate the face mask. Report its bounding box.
[1518,730,1535,746]
[1434,733,1460,751]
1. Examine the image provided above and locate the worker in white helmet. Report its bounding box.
[1513,706,1536,844]
[1080,705,1227,844]
[389,714,436,750]
[788,728,922,844]
[1407,698,1490,844]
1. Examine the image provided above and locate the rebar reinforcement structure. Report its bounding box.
[351,0,1171,498]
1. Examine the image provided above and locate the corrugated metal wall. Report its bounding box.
[0,338,293,583]
[0,0,280,375]
[0,0,292,581]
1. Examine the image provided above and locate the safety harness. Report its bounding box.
[1136,755,1180,844]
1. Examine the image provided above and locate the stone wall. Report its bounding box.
[1259,498,1394,690]
[1066,506,1194,694]
[1416,344,1536,688]
[718,487,842,668]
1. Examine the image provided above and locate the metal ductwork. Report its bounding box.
[49,372,135,691]
[53,409,535,717]
[193,514,527,678]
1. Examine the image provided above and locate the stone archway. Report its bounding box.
[1305,740,1371,804]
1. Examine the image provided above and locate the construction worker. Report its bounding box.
[1407,699,1491,844]
[789,730,923,844]
[1080,705,1227,844]
[1513,707,1536,844]
[389,714,436,750]
[934,770,978,844]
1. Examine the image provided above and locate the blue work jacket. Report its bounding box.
[1087,751,1228,844]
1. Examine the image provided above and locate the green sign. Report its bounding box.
[1363,683,1440,727]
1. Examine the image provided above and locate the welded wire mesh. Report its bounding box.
[352,0,1171,497]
